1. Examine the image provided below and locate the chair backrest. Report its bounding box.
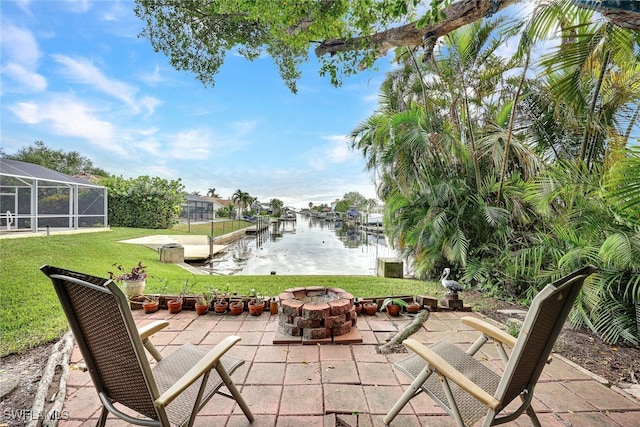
[41,265,161,421]
[496,265,596,406]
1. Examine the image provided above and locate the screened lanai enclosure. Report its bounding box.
[0,159,108,233]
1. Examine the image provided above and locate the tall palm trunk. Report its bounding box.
[580,48,610,165]
[497,45,531,203]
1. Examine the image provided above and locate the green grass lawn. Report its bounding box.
[0,225,443,356]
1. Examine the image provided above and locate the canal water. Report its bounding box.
[199,214,400,275]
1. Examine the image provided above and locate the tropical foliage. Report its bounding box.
[351,5,640,344]
[133,0,639,344]
[231,189,255,218]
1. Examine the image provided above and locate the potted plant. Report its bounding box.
[143,295,160,314]
[406,298,422,314]
[363,301,378,315]
[212,288,229,314]
[248,289,265,316]
[229,299,244,315]
[354,298,363,315]
[167,280,190,314]
[142,282,167,314]
[109,261,149,298]
[195,293,212,315]
[380,298,409,316]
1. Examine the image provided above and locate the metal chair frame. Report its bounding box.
[384,265,597,427]
[41,265,254,427]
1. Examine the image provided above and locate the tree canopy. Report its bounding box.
[134,0,640,92]
[1,141,108,177]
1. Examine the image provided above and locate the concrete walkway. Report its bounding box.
[61,310,640,426]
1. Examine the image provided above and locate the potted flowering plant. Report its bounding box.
[109,261,149,298]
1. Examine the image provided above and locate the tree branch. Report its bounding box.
[315,0,640,62]
[315,0,518,60]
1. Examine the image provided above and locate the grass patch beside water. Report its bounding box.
[0,226,441,356]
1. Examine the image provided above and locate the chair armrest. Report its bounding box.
[403,338,502,411]
[138,320,170,340]
[462,316,517,348]
[155,335,241,408]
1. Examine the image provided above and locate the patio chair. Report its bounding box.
[41,265,254,427]
[384,265,596,427]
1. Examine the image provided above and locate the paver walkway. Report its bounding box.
[61,309,640,426]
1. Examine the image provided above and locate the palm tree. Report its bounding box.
[270,198,284,217]
[232,189,251,218]
[352,18,535,278]
[207,188,220,198]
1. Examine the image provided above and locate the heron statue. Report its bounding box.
[441,268,463,296]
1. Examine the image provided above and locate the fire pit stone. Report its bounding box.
[277,286,357,341]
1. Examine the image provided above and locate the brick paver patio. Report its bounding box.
[61,309,640,426]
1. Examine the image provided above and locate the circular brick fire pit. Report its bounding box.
[278,286,357,341]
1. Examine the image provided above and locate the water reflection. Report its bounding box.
[199,214,398,275]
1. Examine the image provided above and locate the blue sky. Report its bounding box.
[1,0,391,209]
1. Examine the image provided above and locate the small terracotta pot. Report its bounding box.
[354,302,363,315]
[269,298,279,315]
[142,301,159,314]
[167,299,183,314]
[195,303,210,315]
[386,303,402,316]
[213,301,228,314]
[406,302,421,314]
[229,302,244,315]
[248,301,264,316]
[363,302,378,315]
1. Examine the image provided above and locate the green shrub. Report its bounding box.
[100,175,186,229]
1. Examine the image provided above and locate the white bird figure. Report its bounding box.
[441,268,463,295]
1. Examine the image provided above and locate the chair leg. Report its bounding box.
[216,366,254,423]
[96,407,108,427]
[524,399,541,427]
[384,367,432,425]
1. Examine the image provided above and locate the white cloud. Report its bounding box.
[7,97,128,156]
[8,101,40,124]
[63,0,91,13]
[0,24,47,92]
[140,65,165,86]
[1,24,40,67]
[230,120,258,136]
[305,134,359,171]
[167,129,214,159]
[140,95,163,115]
[15,0,34,16]
[3,63,47,91]
[52,54,140,110]
[324,134,355,163]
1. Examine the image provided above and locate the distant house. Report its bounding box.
[181,194,215,221]
[204,196,233,213]
[346,206,360,220]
